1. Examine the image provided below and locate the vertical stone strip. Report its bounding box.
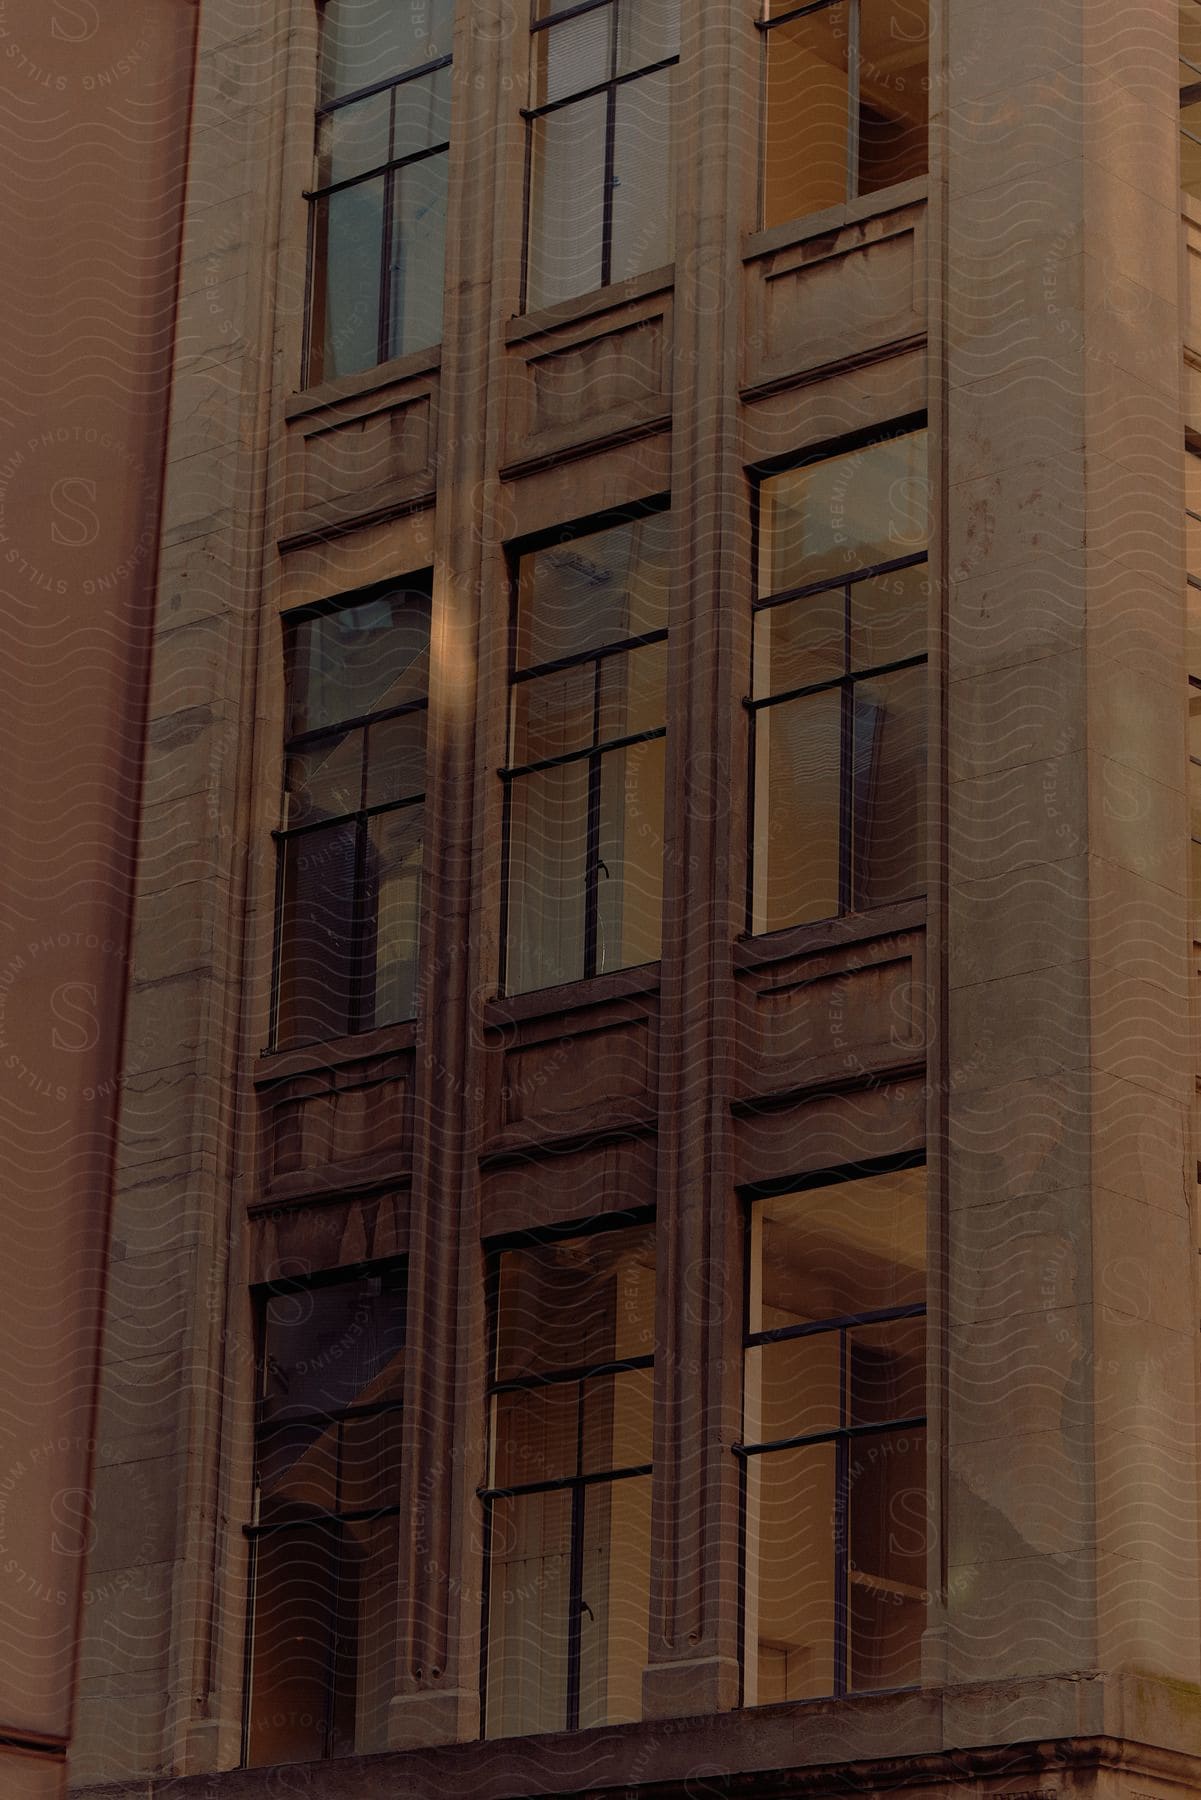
[640,0,754,1721]
[388,0,507,1750]
[943,0,1200,1710]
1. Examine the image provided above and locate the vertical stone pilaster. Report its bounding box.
[640,0,756,1721]
[386,0,510,1751]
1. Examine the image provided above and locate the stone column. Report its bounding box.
[942,0,1200,1723]
[387,0,509,1750]
[640,0,757,1723]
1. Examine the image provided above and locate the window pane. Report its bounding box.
[310,179,383,385]
[257,1420,339,1521]
[504,759,590,993]
[847,1315,925,1426]
[596,736,665,974]
[857,0,928,197]
[364,804,423,1027]
[751,1166,926,1331]
[534,5,613,103]
[752,689,841,932]
[611,67,673,283]
[331,1516,400,1755]
[319,0,454,102]
[365,709,426,807]
[485,1490,573,1737]
[285,728,364,826]
[389,151,447,358]
[518,513,671,670]
[580,1365,654,1473]
[762,1,849,229]
[759,431,928,596]
[318,90,391,187]
[577,1476,650,1727]
[850,562,927,670]
[851,663,926,908]
[745,1443,836,1703]
[847,1426,926,1691]
[511,662,597,767]
[490,1381,580,1487]
[1183,0,1201,69]
[338,1408,404,1513]
[246,1522,339,1766]
[744,1332,842,1446]
[753,589,846,698]
[527,94,608,309]
[262,1271,407,1421]
[1185,107,1201,203]
[286,586,431,736]
[597,639,667,742]
[616,0,680,74]
[276,822,359,1046]
[1188,452,1201,576]
[494,1223,656,1382]
[391,62,453,158]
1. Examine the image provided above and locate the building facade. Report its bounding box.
[67,1,1201,1798]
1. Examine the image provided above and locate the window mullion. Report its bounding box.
[846,0,861,201]
[601,83,618,289]
[379,159,396,366]
[584,749,604,978]
[838,679,854,914]
[566,1480,586,1730]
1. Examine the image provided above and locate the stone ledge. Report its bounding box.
[66,1677,1201,1800]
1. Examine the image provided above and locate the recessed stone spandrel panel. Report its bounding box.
[249,1190,410,1286]
[260,1049,414,1200]
[282,383,437,540]
[481,1132,656,1239]
[737,929,926,1100]
[504,303,670,466]
[744,203,925,392]
[303,396,433,508]
[500,1015,654,1130]
[733,1076,926,1191]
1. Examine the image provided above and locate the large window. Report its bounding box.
[482,1218,655,1737]
[502,509,669,995]
[1183,0,1201,200]
[759,0,928,231]
[749,425,928,936]
[306,0,454,386]
[522,0,678,312]
[244,1264,407,1764]
[740,1160,927,1705]
[272,577,429,1048]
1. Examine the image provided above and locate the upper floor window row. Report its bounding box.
[266,424,926,1049]
[304,0,929,387]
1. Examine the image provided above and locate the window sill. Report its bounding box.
[733,898,926,975]
[505,264,674,347]
[742,177,929,265]
[483,961,662,1029]
[254,1017,417,1085]
[285,340,443,423]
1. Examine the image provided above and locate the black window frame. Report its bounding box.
[241,1258,408,1767]
[498,498,670,996]
[269,573,431,1051]
[519,0,679,312]
[735,1151,927,1707]
[745,415,929,937]
[478,1208,656,1738]
[303,14,452,388]
[755,0,928,229]
[1182,0,1201,185]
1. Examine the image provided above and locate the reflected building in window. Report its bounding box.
[71,5,1201,1800]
